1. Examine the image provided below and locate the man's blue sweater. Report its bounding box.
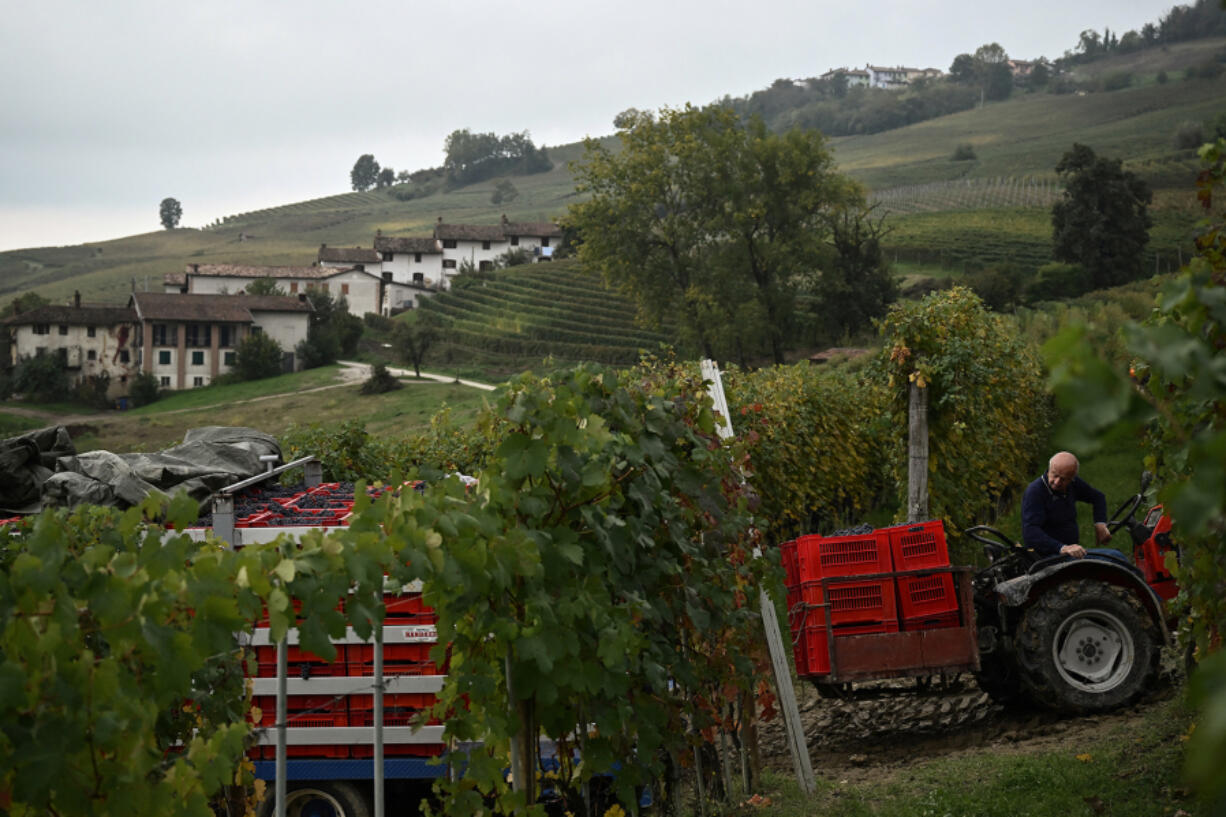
[1020,474,1108,557]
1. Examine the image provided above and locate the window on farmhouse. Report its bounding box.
[32,324,49,335]
[479,261,493,271]
[224,351,236,367]
[58,325,68,335]
[87,327,96,338]
[87,349,97,361]
[290,282,298,294]
[442,259,456,269]
[184,323,210,347]
[152,324,175,346]
[341,283,349,295]
[158,350,171,365]
[193,376,204,387]
[382,251,393,261]
[119,350,130,363]
[510,236,519,246]
[482,241,491,250]
[414,253,422,263]
[413,273,424,284]
[443,239,457,249]
[218,326,232,347]
[191,351,204,366]
[542,237,550,247]
[160,376,170,387]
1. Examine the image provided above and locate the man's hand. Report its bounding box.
[1059,544,1087,559]
[1094,522,1112,545]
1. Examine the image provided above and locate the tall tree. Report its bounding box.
[350,154,380,192]
[569,105,858,364]
[818,206,898,341]
[1051,143,1153,289]
[159,197,182,229]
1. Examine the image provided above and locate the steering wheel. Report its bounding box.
[963,525,1021,562]
[1106,472,1153,533]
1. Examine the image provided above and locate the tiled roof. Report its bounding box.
[164,271,187,286]
[1,304,137,327]
[433,222,507,242]
[184,263,337,280]
[130,292,313,323]
[374,236,442,254]
[502,221,563,238]
[318,245,381,264]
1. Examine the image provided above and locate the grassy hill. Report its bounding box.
[2,42,1222,310]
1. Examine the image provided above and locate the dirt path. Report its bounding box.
[758,669,1181,788]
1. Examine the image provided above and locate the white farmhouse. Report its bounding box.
[166,263,383,318]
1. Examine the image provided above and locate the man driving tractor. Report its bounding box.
[1021,451,1113,559]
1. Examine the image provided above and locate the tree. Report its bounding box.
[817,207,898,340]
[245,277,284,296]
[128,371,161,407]
[949,53,976,83]
[569,105,859,364]
[972,43,1012,103]
[391,310,443,377]
[296,289,363,369]
[159,197,182,230]
[1051,143,1153,289]
[233,332,283,380]
[376,167,396,188]
[612,107,651,129]
[350,154,380,192]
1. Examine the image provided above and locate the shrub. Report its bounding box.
[496,247,532,267]
[233,332,284,381]
[74,372,112,410]
[951,143,977,161]
[12,352,70,402]
[129,371,161,407]
[965,265,1031,312]
[1175,121,1206,150]
[363,313,393,332]
[1156,70,1169,84]
[360,362,402,395]
[1026,262,1092,303]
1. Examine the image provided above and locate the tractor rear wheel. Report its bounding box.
[1016,579,1159,714]
[257,781,372,817]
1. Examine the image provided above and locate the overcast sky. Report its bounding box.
[0,0,1177,252]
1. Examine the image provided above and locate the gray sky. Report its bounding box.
[0,0,1176,252]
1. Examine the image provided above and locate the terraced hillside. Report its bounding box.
[418,261,675,366]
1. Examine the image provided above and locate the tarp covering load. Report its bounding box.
[0,426,281,514]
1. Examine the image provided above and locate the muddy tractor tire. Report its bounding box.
[258,781,372,817]
[1016,578,1159,714]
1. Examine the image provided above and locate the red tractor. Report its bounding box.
[784,473,1181,713]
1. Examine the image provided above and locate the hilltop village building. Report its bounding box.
[162,216,564,317]
[819,64,943,89]
[3,291,312,396]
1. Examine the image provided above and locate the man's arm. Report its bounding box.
[1074,477,1113,544]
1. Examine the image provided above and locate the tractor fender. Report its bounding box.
[993,555,1170,645]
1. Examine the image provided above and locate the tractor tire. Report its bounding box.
[257,781,372,817]
[1016,578,1159,714]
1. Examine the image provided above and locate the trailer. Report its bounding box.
[185,459,448,817]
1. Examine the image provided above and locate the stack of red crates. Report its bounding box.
[779,520,957,676]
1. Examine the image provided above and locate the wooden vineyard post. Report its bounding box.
[908,381,929,523]
[701,360,817,797]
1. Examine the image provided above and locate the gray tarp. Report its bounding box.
[1,425,281,514]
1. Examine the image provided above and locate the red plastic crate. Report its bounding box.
[252,645,347,678]
[884,521,950,571]
[800,620,900,675]
[901,611,962,631]
[797,532,893,580]
[253,744,349,760]
[345,643,439,676]
[779,539,800,590]
[383,594,437,624]
[897,573,959,620]
[348,692,437,719]
[800,578,897,626]
[250,694,348,728]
